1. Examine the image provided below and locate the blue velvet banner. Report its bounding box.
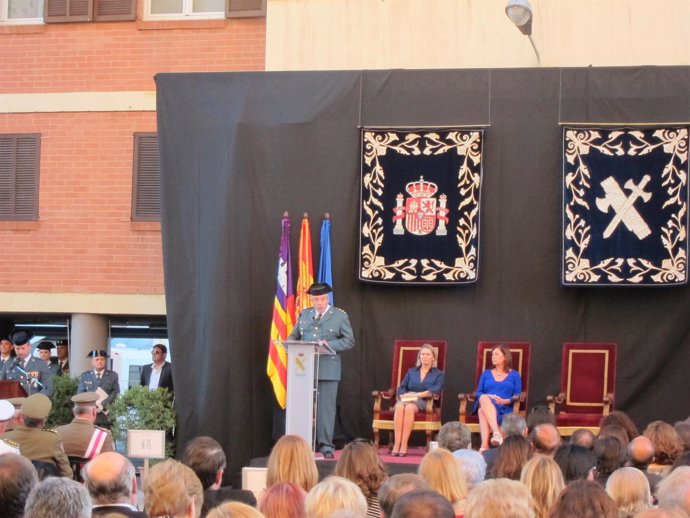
[359,128,484,285]
[562,127,689,286]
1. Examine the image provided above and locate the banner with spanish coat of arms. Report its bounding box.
[359,127,484,285]
[562,126,688,286]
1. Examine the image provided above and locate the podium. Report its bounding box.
[0,380,27,398]
[278,340,335,450]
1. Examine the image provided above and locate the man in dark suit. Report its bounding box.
[140,343,174,393]
[0,329,54,396]
[77,350,120,428]
[83,451,148,518]
[288,282,355,458]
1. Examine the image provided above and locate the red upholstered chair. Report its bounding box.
[547,342,617,437]
[458,342,531,433]
[371,339,447,448]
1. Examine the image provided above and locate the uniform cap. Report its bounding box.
[71,392,99,405]
[10,329,34,346]
[0,400,14,421]
[21,394,52,419]
[306,282,333,296]
[87,350,109,358]
[36,341,54,351]
[55,340,68,347]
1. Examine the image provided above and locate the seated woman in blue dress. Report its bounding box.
[391,343,444,457]
[473,344,522,452]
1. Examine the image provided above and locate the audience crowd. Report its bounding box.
[2,388,690,518]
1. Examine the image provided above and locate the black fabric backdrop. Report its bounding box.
[155,67,690,476]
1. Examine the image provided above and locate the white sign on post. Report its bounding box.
[127,430,166,459]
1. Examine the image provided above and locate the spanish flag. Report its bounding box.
[267,213,295,409]
[295,213,314,316]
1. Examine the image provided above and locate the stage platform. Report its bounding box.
[249,446,425,480]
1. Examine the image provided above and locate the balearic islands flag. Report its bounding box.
[267,213,295,409]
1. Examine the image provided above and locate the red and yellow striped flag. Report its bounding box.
[295,213,314,316]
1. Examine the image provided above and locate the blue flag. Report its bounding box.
[318,214,333,304]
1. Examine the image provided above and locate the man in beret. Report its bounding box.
[36,342,62,377]
[0,329,54,397]
[288,282,355,458]
[0,393,72,477]
[56,392,115,458]
[77,350,120,428]
[56,340,69,375]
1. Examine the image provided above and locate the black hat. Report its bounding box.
[10,329,34,347]
[306,283,332,296]
[55,339,68,347]
[36,341,54,351]
[87,350,109,358]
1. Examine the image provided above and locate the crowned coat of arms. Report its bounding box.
[393,176,449,236]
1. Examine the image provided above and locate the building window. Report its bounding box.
[0,134,40,221]
[1,0,44,23]
[132,133,161,221]
[146,0,224,19]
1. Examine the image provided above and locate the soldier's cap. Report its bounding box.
[7,397,25,410]
[55,339,68,347]
[306,282,332,296]
[36,341,54,351]
[0,400,14,421]
[9,329,34,346]
[87,349,109,358]
[21,394,52,419]
[71,392,99,405]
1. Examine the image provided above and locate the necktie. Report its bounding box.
[97,372,102,380]
[315,313,322,322]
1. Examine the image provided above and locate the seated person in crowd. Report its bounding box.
[391,344,443,457]
[334,438,388,518]
[571,428,597,449]
[554,443,597,483]
[472,344,522,452]
[24,477,92,518]
[56,392,115,458]
[437,421,471,452]
[530,423,561,457]
[0,453,38,518]
[83,451,148,518]
[628,435,662,498]
[482,413,527,475]
[144,459,204,518]
[644,421,685,477]
[377,474,430,518]
[391,489,454,518]
[0,393,72,478]
[549,479,619,518]
[453,449,487,490]
[305,476,367,518]
[182,435,256,517]
[465,478,533,518]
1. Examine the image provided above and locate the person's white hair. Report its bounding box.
[453,449,486,490]
[306,476,367,518]
[24,477,91,518]
[657,466,690,516]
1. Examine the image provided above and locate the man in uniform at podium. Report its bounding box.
[288,282,355,458]
[0,330,54,397]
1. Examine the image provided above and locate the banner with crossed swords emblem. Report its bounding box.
[562,126,688,286]
[359,127,484,285]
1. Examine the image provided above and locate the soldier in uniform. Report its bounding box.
[56,340,69,375]
[56,392,115,458]
[0,393,72,477]
[0,330,54,396]
[36,342,62,377]
[77,350,120,428]
[288,282,355,458]
[0,336,16,371]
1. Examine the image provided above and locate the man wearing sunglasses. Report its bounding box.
[140,344,174,394]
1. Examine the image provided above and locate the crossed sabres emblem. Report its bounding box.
[595,175,652,240]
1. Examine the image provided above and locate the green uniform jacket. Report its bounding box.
[1,425,72,477]
[56,418,115,458]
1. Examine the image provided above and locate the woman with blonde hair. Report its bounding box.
[305,476,367,518]
[207,501,265,518]
[418,448,468,517]
[266,435,319,492]
[520,455,565,518]
[334,439,388,518]
[391,343,444,457]
[258,482,306,518]
[605,467,653,518]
